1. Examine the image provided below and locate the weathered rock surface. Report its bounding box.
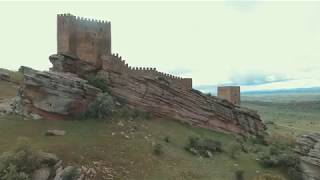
[50,54,266,136]
[0,69,9,81]
[50,54,100,77]
[45,129,66,136]
[16,66,102,120]
[32,167,51,180]
[295,133,320,180]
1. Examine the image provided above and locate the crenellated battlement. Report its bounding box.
[58,13,110,25]
[101,53,192,89]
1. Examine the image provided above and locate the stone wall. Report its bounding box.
[217,86,240,105]
[101,53,192,90]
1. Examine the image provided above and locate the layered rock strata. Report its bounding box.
[295,133,320,180]
[16,67,101,120]
[49,54,266,136]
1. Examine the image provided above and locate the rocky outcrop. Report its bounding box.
[295,133,320,180]
[49,54,99,77]
[0,69,9,81]
[50,54,266,136]
[15,67,102,120]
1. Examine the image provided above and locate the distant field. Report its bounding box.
[242,92,320,103]
[243,92,320,136]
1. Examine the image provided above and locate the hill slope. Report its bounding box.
[0,78,284,180]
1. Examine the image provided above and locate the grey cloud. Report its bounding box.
[227,72,293,86]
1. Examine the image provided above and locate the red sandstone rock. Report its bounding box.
[50,54,266,136]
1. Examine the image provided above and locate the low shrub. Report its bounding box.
[185,136,222,157]
[153,144,164,156]
[87,75,110,93]
[257,133,303,180]
[253,174,286,180]
[258,145,299,168]
[61,167,81,180]
[113,106,152,120]
[0,138,41,180]
[234,170,245,180]
[83,93,115,119]
[266,133,296,148]
[248,134,268,145]
[164,136,170,143]
[227,142,242,160]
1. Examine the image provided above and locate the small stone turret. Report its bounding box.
[217,86,240,105]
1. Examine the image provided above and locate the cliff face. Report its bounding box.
[48,54,266,136]
[16,66,102,120]
[295,133,320,180]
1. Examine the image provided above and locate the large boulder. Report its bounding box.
[16,67,102,119]
[49,54,100,77]
[0,68,10,81]
[295,133,320,180]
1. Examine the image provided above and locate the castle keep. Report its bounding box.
[57,14,111,67]
[57,13,192,90]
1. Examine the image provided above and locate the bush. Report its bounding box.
[258,146,299,168]
[253,174,286,180]
[61,167,81,180]
[248,134,267,145]
[164,136,170,143]
[266,133,296,148]
[153,144,164,156]
[257,134,303,180]
[185,136,222,157]
[113,106,152,120]
[227,142,241,160]
[87,75,110,93]
[234,170,245,180]
[84,93,115,119]
[0,138,41,180]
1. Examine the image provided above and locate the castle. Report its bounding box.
[57,13,192,90]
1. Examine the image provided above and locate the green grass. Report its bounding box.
[0,115,284,180]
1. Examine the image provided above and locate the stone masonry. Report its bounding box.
[217,86,241,105]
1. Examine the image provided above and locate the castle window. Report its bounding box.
[100,28,103,32]
[92,42,94,47]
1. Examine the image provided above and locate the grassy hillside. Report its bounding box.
[0,115,285,180]
[0,78,304,180]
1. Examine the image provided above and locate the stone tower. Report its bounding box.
[217,86,240,105]
[57,14,111,68]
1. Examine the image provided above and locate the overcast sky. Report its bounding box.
[1,1,320,93]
